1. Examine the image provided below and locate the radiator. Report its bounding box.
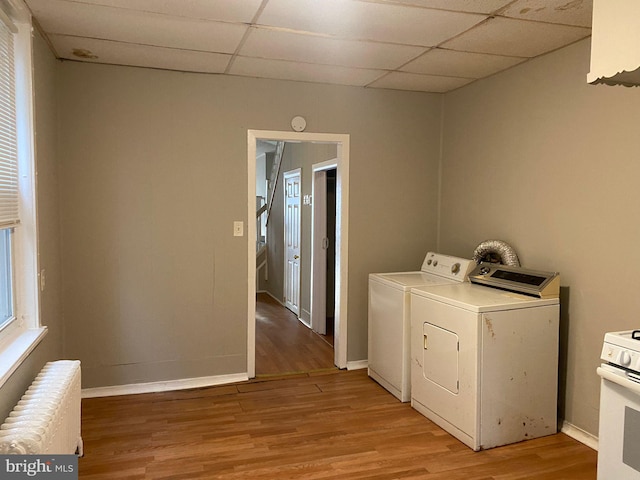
[0,360,82,455]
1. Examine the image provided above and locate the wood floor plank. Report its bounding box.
[79,369,596,479]
[78,296,596,478]
[255,293,335,375]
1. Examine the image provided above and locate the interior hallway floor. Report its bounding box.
[255,292,335,376]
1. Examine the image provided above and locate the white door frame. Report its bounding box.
[310,159,338,336]
[247,130,349,377]
[283,168,302,317]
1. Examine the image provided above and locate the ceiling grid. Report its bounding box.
[25,0,593,93]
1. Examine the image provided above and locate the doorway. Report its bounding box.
[247,130,350,378]
[311,161,338,338]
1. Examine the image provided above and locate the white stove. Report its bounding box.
[601,330,640,374]
[597,330,640,479]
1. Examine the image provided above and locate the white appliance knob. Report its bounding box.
[619,350,632,366]
[451,263,461,274]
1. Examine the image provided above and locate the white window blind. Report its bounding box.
[0,16,18,229]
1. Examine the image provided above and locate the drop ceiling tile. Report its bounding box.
[501,0,593,28]
[40,0,264,23]
[50,35,232,73]
[257,0,486,46]
[441,16,591,57]
[372,0,513,14]
[26,0,248,53]
[241,28,426,70]
[368,71,473,92]
[402,48,526,78]
[230,56,385,87]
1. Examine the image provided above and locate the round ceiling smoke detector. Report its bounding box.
[72,48,98,59]
[291,116,307,132]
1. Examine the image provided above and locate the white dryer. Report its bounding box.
[368,252,474,402]
[410,263,560,451]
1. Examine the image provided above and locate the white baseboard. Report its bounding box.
[561,420,598,451]
[347,360,368,370]
[81,372,249,398]
[261,290,285,306]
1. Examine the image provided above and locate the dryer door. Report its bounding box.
[422,323,458,393]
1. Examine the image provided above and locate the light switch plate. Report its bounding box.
[233,221,243,237]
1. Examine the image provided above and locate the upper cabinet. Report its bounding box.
[588,0,640,87]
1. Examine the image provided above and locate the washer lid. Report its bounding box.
[411,283,559,312]
[369,271,456,290]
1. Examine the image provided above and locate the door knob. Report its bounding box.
[294,255,299,259]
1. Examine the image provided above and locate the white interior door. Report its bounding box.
[284,169,301,316]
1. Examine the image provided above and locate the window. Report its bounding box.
[0,229,13,327]
[0,0,45,387]
[0,9,18,333]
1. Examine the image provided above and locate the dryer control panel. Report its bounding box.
[468,262,560,298]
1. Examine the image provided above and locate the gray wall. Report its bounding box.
[57,62,443,387]
[0,30,63,419]
[263,142,337,323]
[439,38,640,436]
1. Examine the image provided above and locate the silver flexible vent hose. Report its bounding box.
[472,240,521,267]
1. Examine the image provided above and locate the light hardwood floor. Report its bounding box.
[255,293,335,376]
[78,294,597,479]
[79,369,597,479]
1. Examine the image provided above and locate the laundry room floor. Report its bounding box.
[78,369,597,479]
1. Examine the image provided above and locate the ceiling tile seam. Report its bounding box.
[492,0,520,16]
[47,34,236,58]
[361,67,477,90]
[436,36,593,93]
[363,70,395,89]
[391,47,434,74]
[227,71,392,91]
[51,0,260,28]
[226,71,371,88]
[231,53,388,75]
[245,23,461,50]
[387,16,521,72]
[492,0,591,29]
[389,47,517,79]
[356,0,513,17]
[224,0,270,74]
[493,14,592,29]
[433,15,495,52]
[64,0,577,28]
[57,56,229,76]
[428,46,528,61]
[231,52,477,83]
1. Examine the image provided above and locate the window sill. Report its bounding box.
[0,326,47,388]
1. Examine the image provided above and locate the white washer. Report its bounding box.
[410,264,560,451]
[368,252,474,402]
